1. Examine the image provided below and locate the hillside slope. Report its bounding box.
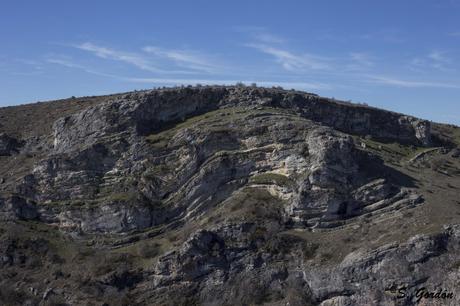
[1,86,460,306]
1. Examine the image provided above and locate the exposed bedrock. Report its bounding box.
[7,88,426,233]
[142,223,460,306]
[1,86,458,306]
[52,87,431,155]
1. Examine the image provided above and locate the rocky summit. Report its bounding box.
[1,85,460,306]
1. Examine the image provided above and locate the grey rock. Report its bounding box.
[0,86,456,306]
[52,87,432,156]
[146,224,460,306]
[0,195,38,221]
[0,133,22,156]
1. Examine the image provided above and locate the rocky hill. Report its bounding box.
[1,85,460,306]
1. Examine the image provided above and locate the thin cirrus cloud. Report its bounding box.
[427,50,452,69]
[368,75,460,89]
[233,26,286,44]
[244,32,373,73]
[245,41,375,74]
[349,53,375,68]
[125,77,330,91]
[241,28,333,72]
[4,59,45,76]
[46,57,126,79]
[46,33,459,92]
[74,42,166,73]
[253,33,285,44]
[46,55,331,91]
[428,51,449,62]
[245,43,331,72]
[47,57,88,70]
[142,46,221,73]
[74,42,222,74]
[410,50,454,72]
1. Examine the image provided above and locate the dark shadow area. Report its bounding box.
[355,149,417,188]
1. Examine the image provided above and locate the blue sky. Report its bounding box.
[1,1,459,124]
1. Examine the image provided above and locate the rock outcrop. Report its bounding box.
[0,133,22,156]
[0,86,458,306]
[141,223,460,306]
[0,195,38,221]
[52,87,432,156]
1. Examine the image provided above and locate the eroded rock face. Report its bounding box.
[38,201,156,233]
[142,223,460,306]
[311,226,459,306]
[2,86,429,234]
[1,86,454,306]
[409,118,432,147]
[0,195,38,221]
[52,87,432,156]
[52,88,228,153]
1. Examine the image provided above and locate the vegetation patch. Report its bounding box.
[355,136,433,166]
[265,233,319,260]
[104,191,138,203]
[215,187,286,225]
[249,172,295,188]
[135,241,162,258]
[145,106,298,149]
[142,164,174,179]
[432,123,460,147]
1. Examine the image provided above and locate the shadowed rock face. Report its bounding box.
[0,133,22,156]
[0,195,38,221]
[10,87,424,233]
[0,86,458,306]
[145,223,460,306]
[52,87,431,155]
[10,86,423,233]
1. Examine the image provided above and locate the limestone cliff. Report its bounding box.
[0,86,459,306]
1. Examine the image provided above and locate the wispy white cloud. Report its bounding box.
[234,26,285,44]
[46,56,330,90]
[46,57,125,79]
[74,42,165,73]
[253,33,285,44]
[316,29,404,44]
[428,51,453,70]
[347,52,375,71]
[142,46,220,73]
[410,50,453,72]
[240,29,334,72]
[47,57,85,69]
[368,75,460,89]
[124,76,331,90]
[73,42,224,74]
[15,59,43,67]
[2,58,45,76]
[246,43,331,72]
[48,37,460,95]
[242,30,377,73]
[10,71,44,76]
[359,29,405,43]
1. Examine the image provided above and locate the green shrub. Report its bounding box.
[136,241,161,258]
[249,173,295,188]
